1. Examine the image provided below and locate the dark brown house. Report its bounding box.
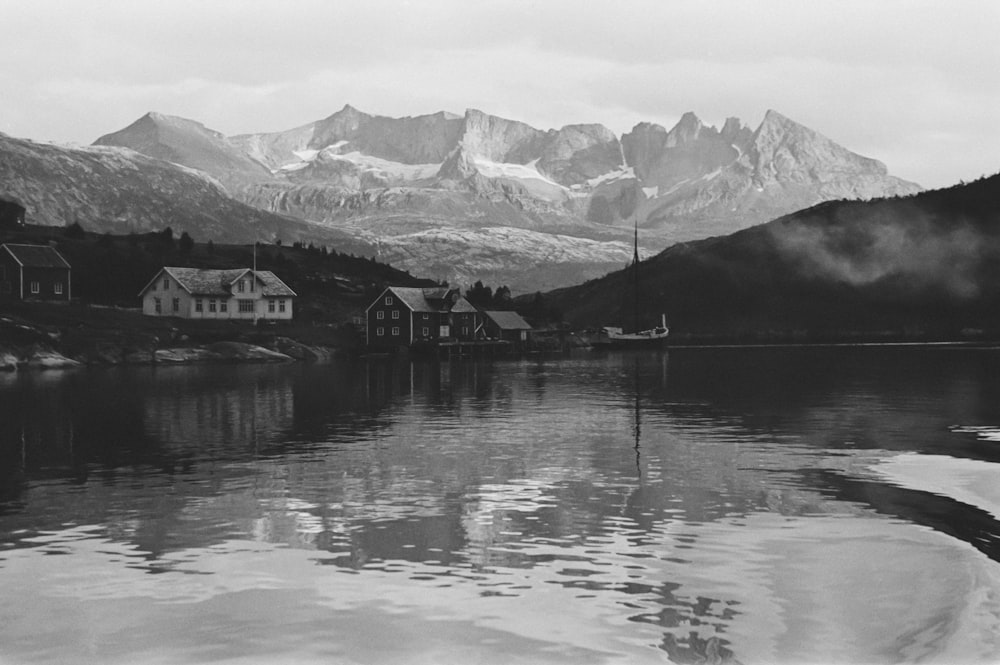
[0,243,72,301]
[366,286,481,349]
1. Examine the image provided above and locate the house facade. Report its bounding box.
[0,243,71,301]
[139,267,296,320]
[366,286,482,349]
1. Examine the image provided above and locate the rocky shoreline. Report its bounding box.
[0,310,344,372]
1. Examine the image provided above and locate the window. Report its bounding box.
[279,300,286,313]
[195,299,203,312]
[163,278,169,290]
[237,280,245,293]
[249,279,255,292]
[54,282,63,295]
[172,298,179,313]
[239,300,254,313]
[376,327,384,336]
[209,300,217,313]
[391,327,400,336]
[422,327,429,336]
[268,300,275,313]
[377,311,385,320]
[385,296,393,305]
[462,327,469,336]
[30,281,39,294]
[154,297,161,314]
[220,301,228,313]
[422,313,429,320]
[391,310,399,319]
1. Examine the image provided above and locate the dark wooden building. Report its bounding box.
[366,286,482,349]
[0,198,26,228]
[0,243,72,301]
[482,310,533,347]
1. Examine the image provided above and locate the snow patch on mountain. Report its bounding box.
[587,166,636,187]
[293,149,321,161]
[472,157,562,188]
[379,226,632,274]
[277,147,441,181]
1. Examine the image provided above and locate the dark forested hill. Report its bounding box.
[545,173,1000,342]
[0,224,433,323]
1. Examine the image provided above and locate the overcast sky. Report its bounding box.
[1,0,996,189]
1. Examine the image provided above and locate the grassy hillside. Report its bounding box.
[544,173,1000,343]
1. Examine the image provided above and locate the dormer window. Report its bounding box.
[237,280,245,293]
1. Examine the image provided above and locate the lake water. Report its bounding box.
[2,348,1000,665]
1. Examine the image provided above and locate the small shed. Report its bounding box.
[482,310,533,345]
[0,243,71,301]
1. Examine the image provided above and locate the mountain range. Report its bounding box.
[2,105,920,293]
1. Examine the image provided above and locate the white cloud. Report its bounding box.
[0,0,997,188]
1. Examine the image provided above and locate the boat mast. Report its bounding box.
[633,217,640,334]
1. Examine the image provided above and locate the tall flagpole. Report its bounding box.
[252,240,258,324]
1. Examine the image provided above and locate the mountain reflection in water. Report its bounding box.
[2,348,1000,664]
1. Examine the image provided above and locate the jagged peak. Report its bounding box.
[320,104,370,123]
[676,111,703,128]
[756,109,811,135]
[556,123,617,141]
[721,116,744,136]
[628,121,667,135]
[98,112,220,144]
[665,111,704,147]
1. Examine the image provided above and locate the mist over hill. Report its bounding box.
[545,173,1000,342]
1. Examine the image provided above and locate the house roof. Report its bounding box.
[451,298,479,313]
[483,310,532,330]
[252,271,297,297]
[1,243,71,269]
[140,267,296,297]
[380,286,473,314]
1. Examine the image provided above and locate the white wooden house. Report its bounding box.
[139,267,296,320]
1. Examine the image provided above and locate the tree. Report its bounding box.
[206,240,215,255]
[179,231,194,253]
[63,221,86,239]
[160,227,175,248]
[466,280,493,307]
[492,285,512,308]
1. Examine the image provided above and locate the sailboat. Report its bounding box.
[595,218,669,348]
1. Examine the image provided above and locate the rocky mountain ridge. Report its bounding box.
[5,104,922,294]
[0,132,375,255]
[96,105,920,242]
